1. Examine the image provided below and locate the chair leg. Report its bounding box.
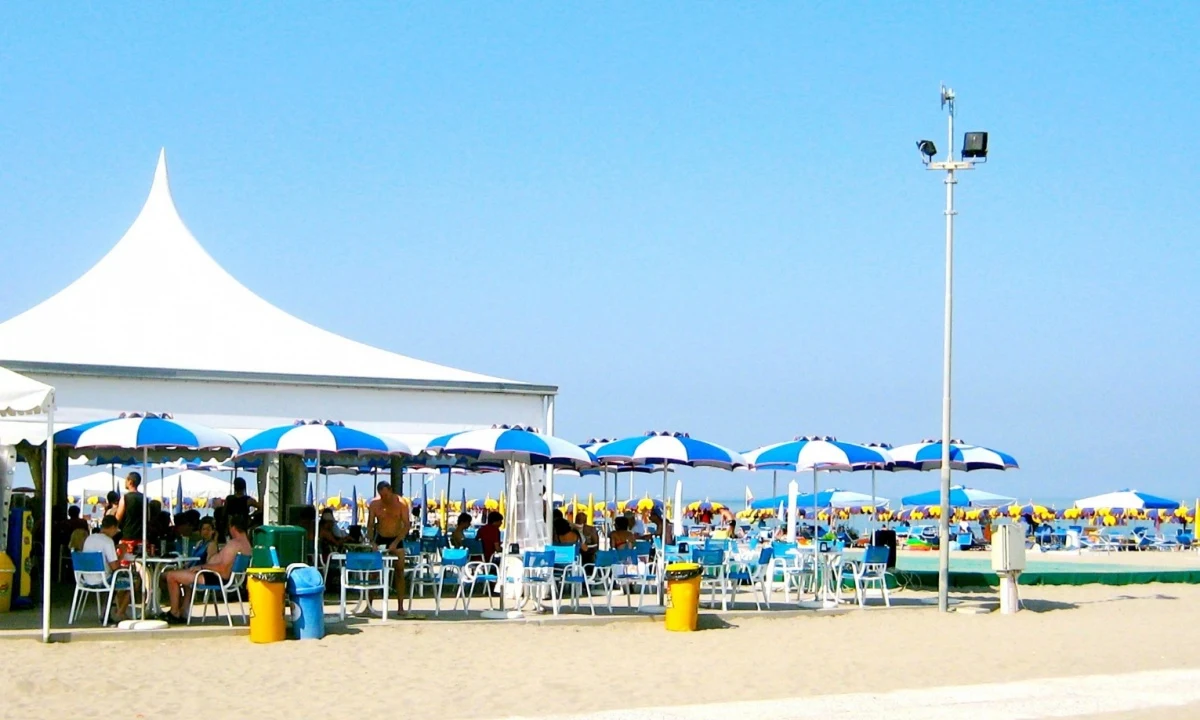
[104,586,115,626]
[68,588,78,626]
[382,575,389,623]
[187,586,198,625]
[339,576,347,621]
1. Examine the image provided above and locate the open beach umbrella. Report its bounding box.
[54,412,239,621]
[888,440,1019,472]
[350,485,359,526]
[1074,490,1179,511]
[237,420,413,566]
[594,431,746,606]
[175,476,184,512]
[425,425,596,619]
[744,436,889,602]
[901,485,1016,508]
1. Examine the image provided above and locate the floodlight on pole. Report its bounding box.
[919,84,988,613]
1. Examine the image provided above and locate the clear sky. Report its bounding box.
[0,4,1197,504]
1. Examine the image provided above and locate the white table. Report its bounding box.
[135,556,199,617]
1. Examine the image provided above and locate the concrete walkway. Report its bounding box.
[501,668,1200,720]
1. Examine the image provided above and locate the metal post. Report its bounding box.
[41,405,55,642]
[937,89,957,613]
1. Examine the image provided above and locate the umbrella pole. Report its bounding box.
[871,467,877,539]
[658,464,668,605]
[772,470,777,499]
[812,468,820,602]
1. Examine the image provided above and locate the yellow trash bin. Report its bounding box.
[247,568,286,643]
[663,562,702,632]
[0,553,14,613]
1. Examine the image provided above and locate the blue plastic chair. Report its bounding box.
[69,550,134,626]
[341,550,389,621]
[589,549,619,613]
[189,553,251,626]
[438,547,471,615]
[522,550,559,614]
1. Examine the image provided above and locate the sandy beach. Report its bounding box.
[5,580,1200,720]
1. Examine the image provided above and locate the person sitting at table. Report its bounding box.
[319,507,348,556]
[648,508,675,546]
[609,516,636,550]
[575,512,599,566]
[553,516,580,548]
[476,511,503,563]
[161,515,252,625]
[190,517,217,564]
[82,516,132,623]
[449,513,473,548]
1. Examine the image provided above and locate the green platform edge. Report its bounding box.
[892,568,1200,590]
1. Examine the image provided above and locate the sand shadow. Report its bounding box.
[696,614,739,631]
[1018,599,1079,613]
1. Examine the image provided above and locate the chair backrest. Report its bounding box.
[771,541,798,558]
[615,548,640,566]
[71,550,106,574]
[465,538,484,557]
[523,550,555,570]
[346,551,385,572]
[420,538,442,555]
[548,544,578,566]
[231,553,253,575]
[593,549,618,568]
[692,548,724,567]
[956,533,972,547]
[633,540,651,557]
[862,545,889,565]
[464,526,478,539]
[403,540,421,556]
[756,546,774,565]
[421,526,440,538]
[442,547,469,566]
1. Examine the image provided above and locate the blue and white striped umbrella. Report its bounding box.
[888,440,1018,472]
[237,420,412,565]
[594,431,744,608]
[593,432,746,470]
[236,420,413,459]
[743,437,891,471]
[53,413,239,612]
[426,425,595,470]
[751,488,889,511]
[1074,489,1179,511]
[55,413,240,458]
[901,485,1016,508]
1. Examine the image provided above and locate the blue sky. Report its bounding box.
[1,4,1197,504]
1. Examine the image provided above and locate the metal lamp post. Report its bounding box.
[917,85,988,612]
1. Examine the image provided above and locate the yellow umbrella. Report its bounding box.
[484,495,499,511]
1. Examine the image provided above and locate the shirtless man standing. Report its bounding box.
[367,481,411,613]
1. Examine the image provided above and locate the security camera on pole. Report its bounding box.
[916,85,989,613]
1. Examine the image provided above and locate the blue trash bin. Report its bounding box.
[286,565,326,640]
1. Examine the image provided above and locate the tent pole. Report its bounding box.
[41,408,55,643]
[141,447,149,620]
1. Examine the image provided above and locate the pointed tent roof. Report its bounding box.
[0,151,548,393]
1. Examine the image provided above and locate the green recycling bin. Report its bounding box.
[252,525,307,568]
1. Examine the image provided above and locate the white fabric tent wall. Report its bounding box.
[0,365,54,643]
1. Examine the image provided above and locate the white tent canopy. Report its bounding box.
[144,470,233,500]
[66,471,119,498]
[0,151,556,448]
[0,366,53,417]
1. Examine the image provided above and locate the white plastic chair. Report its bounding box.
[522,550,560,615]
[728,546,774,610]
[188,553,251,626]
[69,551,134,626]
